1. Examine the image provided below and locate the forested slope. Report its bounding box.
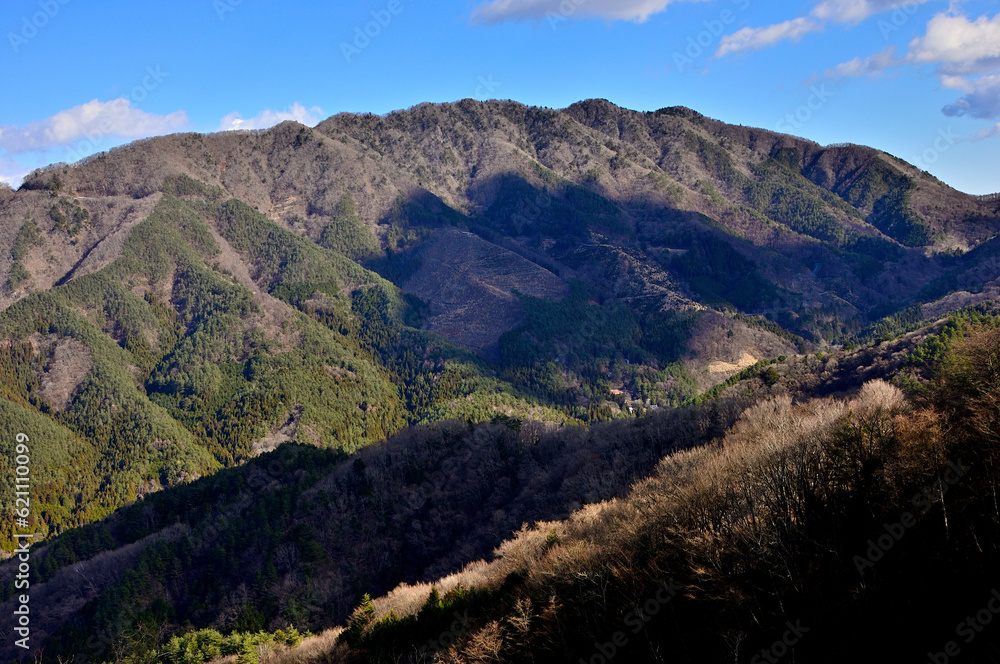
[1,99,999,662]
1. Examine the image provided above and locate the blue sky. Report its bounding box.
[0,0,997,194]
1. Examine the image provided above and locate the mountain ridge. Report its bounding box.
[0,100,996,544]
[1,97,999,662]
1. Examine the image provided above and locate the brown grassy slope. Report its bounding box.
[309,351,1000,663]
[0,191,163,309]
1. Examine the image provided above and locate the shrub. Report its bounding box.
[7,262,30,290]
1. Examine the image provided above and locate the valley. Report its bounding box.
[0,99,998,663]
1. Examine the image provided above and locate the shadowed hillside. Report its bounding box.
[1,99,999,662]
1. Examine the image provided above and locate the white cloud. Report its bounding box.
[710,2,1000,136]
[940,74,974,93]
[812,0,936,23]
[470,0,694,24]
[942,72,1000,119]
[906,12,1000,75]
[0,173,26,189]
[907,13,1000,123]
[472,0,929,26]
[716,0,938,59]
[825,45,899,78]
[873,11,1000,121]
[0,99,188,155]
[823,11,1000,127]
[974,122,1000,139]
[715,18,823,57]
[0,158,28,189]
[218,103,324,132]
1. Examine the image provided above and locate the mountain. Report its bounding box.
[328,318,1000,664]
[9,306,1000,664]
[0,99,998,662]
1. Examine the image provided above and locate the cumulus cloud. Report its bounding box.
[716,0,937,58]
[908,13,1000,121]
[823,10,1000,129]
[470,0,694,24]
[824,45,899,78]
[940,74,974,93]
[905,12,1000,75]
[218,103,325,132]
[0,173,26,189]
[0,99,188,155]
[715,18,823,57]
[812,0,936,23]
[942,73,1000,119]
[0,158,28,189]
[472,0,929,26]
[826,11,1000,79]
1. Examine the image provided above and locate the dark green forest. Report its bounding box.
[1,99,998,664]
